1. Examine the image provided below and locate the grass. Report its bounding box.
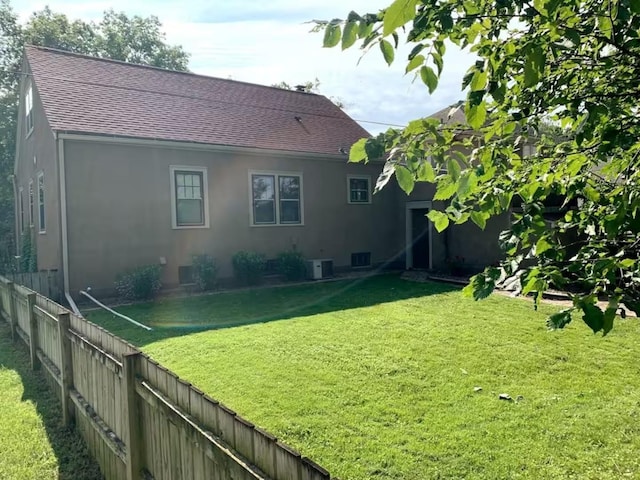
[85,275,640,479]
[0,323,102,480]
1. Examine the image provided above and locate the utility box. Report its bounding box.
[306,259,334,280]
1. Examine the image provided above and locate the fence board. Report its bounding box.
[0,274,335,480]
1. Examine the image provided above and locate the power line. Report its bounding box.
[9,69,407,129]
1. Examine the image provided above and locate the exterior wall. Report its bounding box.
[63,140,402,296]
[14,59,62,273]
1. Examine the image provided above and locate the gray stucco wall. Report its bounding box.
[63,140,403,296]
[14,61,62,273]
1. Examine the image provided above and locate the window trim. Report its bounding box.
[169,165,210,229]
[347,175,372,204]
[248,170,304,227]
[28,179,34,227]
[25,83,34,138]
[18,187,24,234]
[37,172,45,234]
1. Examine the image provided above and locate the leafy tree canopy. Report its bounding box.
[0,0,189,272]
[317,0,640,334]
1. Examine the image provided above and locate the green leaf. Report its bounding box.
[323,24,342,48]
[380,39,395,66]
[395,165,414,194]
[462,268,500,300]
[524,47,545,87]
[470,211,487,229]
[349,138,368,163]
[383,0,418,36]
[419,65,438,93]
[470,69,487,91]
[427,210,450,232]
[535,237,553,255]
[432,52,443,75]
[341,21,358,50]
[417,161,435,182]
[602,306,616,336]
[465,102,486,129]
[446,158,461,181]
[582,303,604,334]
[405,54,425,74]
[547,309,573,330]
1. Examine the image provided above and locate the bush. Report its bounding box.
[192,254,218,291]
[232,251,266,286]
[277,250,307,281]
[115,264,162,300]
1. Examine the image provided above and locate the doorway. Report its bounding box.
[405,201,433,270]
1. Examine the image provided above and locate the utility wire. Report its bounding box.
[8,69,408,129]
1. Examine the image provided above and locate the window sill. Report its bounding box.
[38,230,46,235]
[250,223,305,228]
[172,224,210,230]
[348,201,372,205]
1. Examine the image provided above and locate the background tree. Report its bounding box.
[316,0,640,334]
[272,77,345,108]
[0,0,189,272]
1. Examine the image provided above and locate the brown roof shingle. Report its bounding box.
[26,46,370,156]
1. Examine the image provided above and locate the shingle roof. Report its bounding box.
[428,101,466,125]
[25,46,369,156]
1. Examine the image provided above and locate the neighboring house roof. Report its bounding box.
[428,101,466,125]
[25,46,370,156]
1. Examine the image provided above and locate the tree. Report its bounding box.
[316,0,640,334]
[272,77,345,108]
[0,0,190,272]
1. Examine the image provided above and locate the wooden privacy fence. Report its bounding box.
[6,269,63,303]
[0,276,333,480]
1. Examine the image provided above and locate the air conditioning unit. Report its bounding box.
[306,259,334,280]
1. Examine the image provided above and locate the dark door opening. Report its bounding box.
[411,208,430,269]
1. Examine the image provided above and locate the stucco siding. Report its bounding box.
[64,140,401,295]
[14,61,62,272]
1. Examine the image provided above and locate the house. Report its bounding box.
[13,46,505,302]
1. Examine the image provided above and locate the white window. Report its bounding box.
[347,175,371,204]
[28,180,34,226]
[18,187,24,234]
[250,171,303,226]
[522,144,536,158]
[169,166,209,229]
[37,172,45,233]
[25,84,34,136]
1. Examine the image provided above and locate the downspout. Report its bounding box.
[57,136,82,316]
[11,174,19,263]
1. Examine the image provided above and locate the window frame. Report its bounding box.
[25,83,34,138]
[28,179,34,227]
[347,175,372,204]
[18,187,24,234]
[37,172,45,234]
[169,165,210,229]
[249,170,304,227]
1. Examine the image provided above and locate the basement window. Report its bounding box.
[351,252,371,268]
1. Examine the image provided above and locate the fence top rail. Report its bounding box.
[138,378,269,480]
[34,305,59,324]
[68,329,123,369]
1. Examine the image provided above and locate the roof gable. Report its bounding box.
[25,46,369,156]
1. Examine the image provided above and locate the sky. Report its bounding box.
[15,0,475,134]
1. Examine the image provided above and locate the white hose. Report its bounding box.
[79,290,152,331]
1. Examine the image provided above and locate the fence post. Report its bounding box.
[57,312,74,426]
[122,352,143,480]
[7,281,16,342]
[27,293,39,370]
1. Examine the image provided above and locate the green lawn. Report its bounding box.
[86,275,640,479]
[0,324,102,480]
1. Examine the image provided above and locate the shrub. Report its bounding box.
[115,264,162,300]
[277,250,307,281]
[192,254,218,291]
[232,251,266,286]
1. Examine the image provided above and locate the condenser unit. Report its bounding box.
[306,259,334,280]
